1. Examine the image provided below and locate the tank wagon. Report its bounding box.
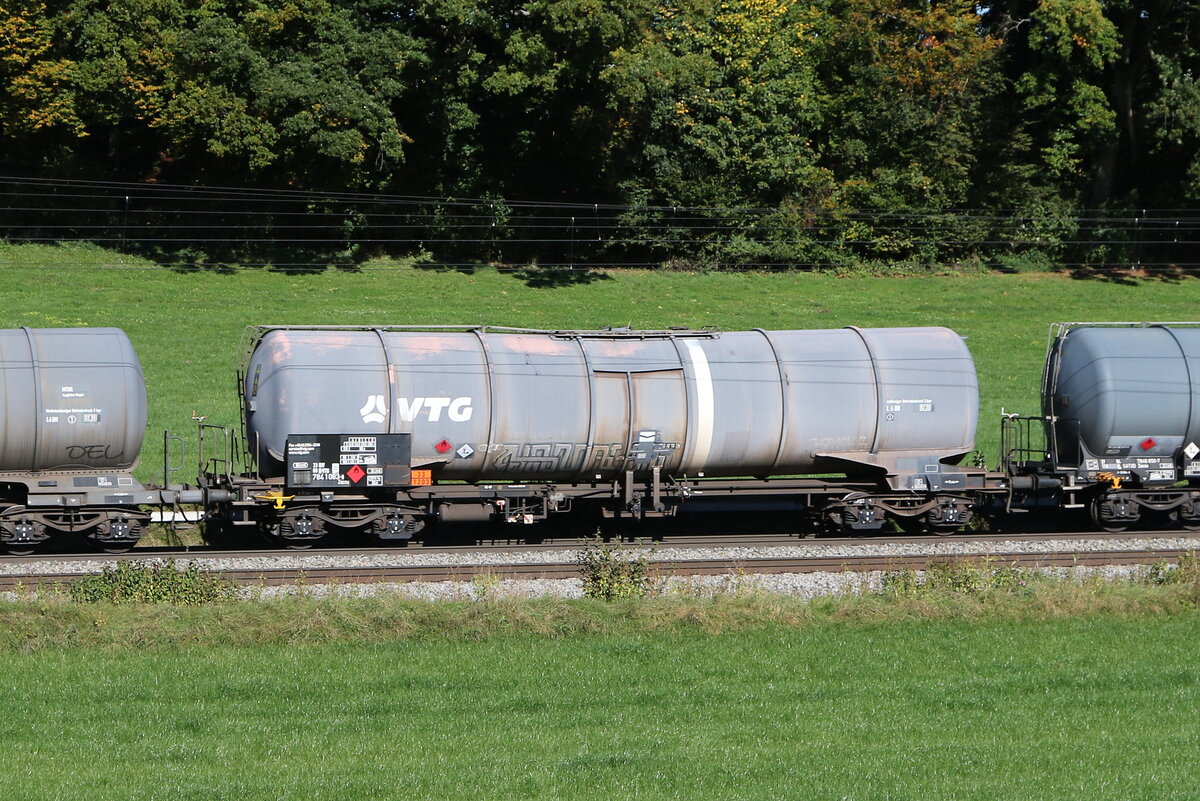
[1004,322,1200,531]
[0,327,159,553]
[198,325,1000,546]
[9,321,1200,556]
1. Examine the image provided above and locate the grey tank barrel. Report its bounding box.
[1046,324,1200,463]
[242,325,979,482]
[0,328,146,473]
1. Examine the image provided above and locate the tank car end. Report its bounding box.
[1000,323,1200,533]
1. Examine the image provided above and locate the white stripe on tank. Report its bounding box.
[683,338,715,471]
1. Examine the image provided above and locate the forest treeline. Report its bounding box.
[2,0,1198,269]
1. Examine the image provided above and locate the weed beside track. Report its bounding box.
[0,555,1197,652]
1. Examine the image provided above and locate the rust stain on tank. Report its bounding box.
[263,331,364,364]
[310,332,371,360]
[389,333,480,362]
[586,340,656,357]
[261,332,294,366]
[502,334,576,356]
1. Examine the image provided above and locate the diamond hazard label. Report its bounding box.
[434,439,453,454]
[345,464,366,483]
[1186,442,1200,460]
[456,443,475,459]
[1140,437,1157,451]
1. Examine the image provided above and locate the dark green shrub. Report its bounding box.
[576,539,652,601]
[69,559,237,605]
[1145,551,1200,586]
[881,559,1029,598]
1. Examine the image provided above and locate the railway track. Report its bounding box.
[6,527,1200,561]
[0,538,1194,591]
[175,548,1200,587]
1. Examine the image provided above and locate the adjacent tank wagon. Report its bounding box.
[0,328,158,552]
[1006,322,1200,531]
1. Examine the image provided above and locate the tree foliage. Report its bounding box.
[3,0,416,185]
[2,0,1199,257]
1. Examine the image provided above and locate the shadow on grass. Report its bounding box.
[508,267,614,288]
[159,244,368,275]
[1067,265,1200,284]
[144,248,615,281]
[414,264,479,275]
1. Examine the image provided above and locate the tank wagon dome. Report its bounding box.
[1045,323,1200,466]
[242,325,978,484]
[0,328,147,473]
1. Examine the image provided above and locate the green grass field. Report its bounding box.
[3,242,1199,482]
[0,609,1198,800]
[3,243,1200,799]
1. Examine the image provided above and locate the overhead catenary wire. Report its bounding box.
[2,175,1197,273]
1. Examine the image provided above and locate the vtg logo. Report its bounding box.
[360,395,387,424]
[359,395,474,424]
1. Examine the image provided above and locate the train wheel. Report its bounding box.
[2,518,47,556]
[1161,510,1200,532]
[266,528,324,550]
[371,513,421,544]
[1089,497,1139,533]
[825,493,886,536]
[1177,501,1200,532]
[87,515,143,554]
[276,511,326,549]
[283,540,318,551]
[925,501,971,536]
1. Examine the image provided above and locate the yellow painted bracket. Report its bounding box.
[252,491,295,510]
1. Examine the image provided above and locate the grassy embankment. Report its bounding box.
[1,601,1198,799]
[4,241,1199,483]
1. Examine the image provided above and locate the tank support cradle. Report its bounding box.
[611,468,671,520]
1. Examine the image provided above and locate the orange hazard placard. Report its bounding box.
[410,469,433,486]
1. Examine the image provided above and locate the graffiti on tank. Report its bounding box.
[486,441,680,473]
[66,444,119,461]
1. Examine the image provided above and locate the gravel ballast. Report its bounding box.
[0,536,1196,577]
[240,563,1156,601]
[0,537,1185,602]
